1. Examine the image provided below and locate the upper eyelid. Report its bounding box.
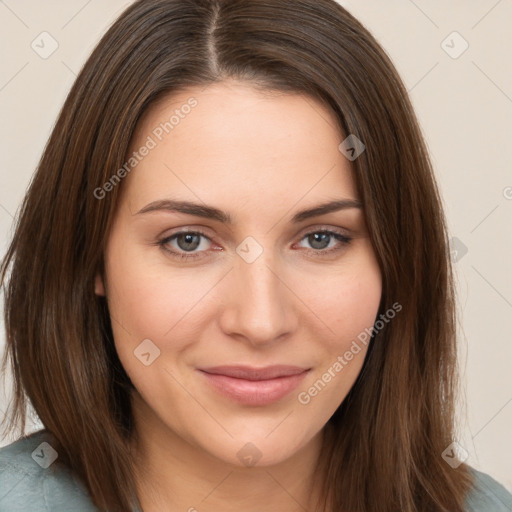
[162,224,351,238]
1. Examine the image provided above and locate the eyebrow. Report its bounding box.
[135,198,363,223]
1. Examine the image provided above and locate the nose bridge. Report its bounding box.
[219,244,296,345]
[240,253,281,307]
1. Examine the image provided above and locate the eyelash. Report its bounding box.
[156,227,352,261]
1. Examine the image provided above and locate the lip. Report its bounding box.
[198,365,310,406]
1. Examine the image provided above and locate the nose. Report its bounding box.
[218,250,298,347]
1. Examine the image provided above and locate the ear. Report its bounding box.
[94,272,106,296]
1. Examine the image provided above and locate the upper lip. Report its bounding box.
[199,365,309,381]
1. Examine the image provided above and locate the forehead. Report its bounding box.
[122,80,358,211]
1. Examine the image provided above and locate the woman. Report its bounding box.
[1,0,511,511]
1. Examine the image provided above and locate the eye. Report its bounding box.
[157,230,213,261]
[295,229,352,256]
[156,227,353,262]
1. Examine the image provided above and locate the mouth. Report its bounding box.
[197,365,311,406]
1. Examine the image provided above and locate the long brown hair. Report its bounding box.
[1,0,474,510]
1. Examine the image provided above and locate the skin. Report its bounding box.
[95,79,382,512]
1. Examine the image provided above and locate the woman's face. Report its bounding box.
[97,80,382,467]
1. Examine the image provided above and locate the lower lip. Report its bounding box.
[199,370,309,406]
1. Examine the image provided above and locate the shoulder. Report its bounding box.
[0,429,99,512]
[465,466,512,511]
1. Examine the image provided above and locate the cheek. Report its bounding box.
[336,272,381,341]
[295,265,381,412]
[104,238,215,348]
[102,245,214,410]
[300,255,382,350]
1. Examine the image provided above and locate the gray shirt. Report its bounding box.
[1,430,511,511]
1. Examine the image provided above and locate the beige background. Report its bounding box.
[0,0,511,492]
